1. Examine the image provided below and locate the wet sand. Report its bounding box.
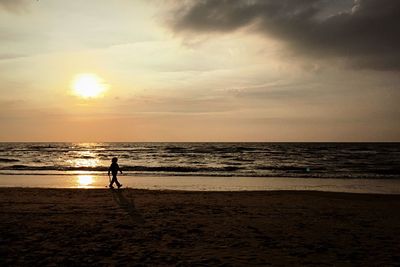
[2,174,400,194]
[1,188,400,266]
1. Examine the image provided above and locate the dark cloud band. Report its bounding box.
[169,0,400,71]
[0,0,28,13]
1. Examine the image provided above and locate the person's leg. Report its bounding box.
[115,176,121,188]
[110,174,122,188]
[109,175,116,188]
[112,175,121,187]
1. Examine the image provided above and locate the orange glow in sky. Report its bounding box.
[0,1,399,142]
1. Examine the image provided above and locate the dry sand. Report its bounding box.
[1,188,399,266]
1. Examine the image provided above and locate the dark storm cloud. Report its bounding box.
[169,0,400,71]
[0,0,28,13]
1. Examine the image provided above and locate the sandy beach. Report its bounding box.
[1,188,400,266]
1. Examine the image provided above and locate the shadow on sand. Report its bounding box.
[110,189,144,224]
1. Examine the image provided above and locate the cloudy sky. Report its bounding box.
[0,0,399,141]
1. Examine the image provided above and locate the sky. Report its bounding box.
[0,0,399,142]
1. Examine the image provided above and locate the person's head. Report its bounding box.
[112,157,118,163]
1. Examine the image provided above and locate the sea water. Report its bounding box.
[0,142,399,192]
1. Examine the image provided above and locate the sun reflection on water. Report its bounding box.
[68,148,102,188]
[77,175,94,188]
[68,150,100,169]
[71,157,99,168]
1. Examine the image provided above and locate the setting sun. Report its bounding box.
[72,74,107,99]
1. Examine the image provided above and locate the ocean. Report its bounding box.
[0,142,399,179]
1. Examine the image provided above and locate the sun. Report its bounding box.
[72,73,107,98]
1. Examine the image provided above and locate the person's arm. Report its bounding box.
[108,165,111,175]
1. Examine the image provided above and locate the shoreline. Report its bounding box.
[1,174,400,194]
[2,186,400,195]
[1,188,399,266]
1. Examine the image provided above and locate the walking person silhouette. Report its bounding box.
[108,157,123,189]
